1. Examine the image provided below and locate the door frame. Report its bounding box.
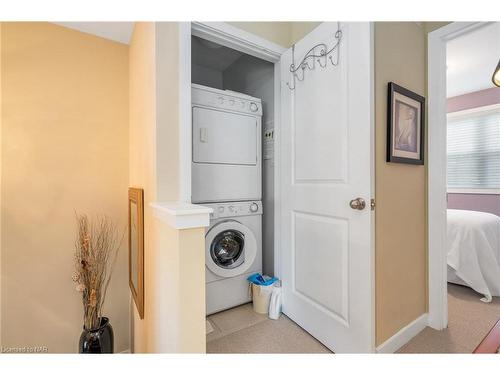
[179,22,376,351]
[180,22,286,279]
[427,21,489,330]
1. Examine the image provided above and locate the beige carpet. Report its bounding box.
[207,284,500,353]
[398,283,500,353]
[206,303,331,353]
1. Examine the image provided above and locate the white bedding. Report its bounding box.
[447,209,500,302]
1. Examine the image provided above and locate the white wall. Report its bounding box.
[223,55,275,276]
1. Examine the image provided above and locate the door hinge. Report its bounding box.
[370,199,376,211]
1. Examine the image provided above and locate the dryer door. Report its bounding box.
[205,221,257,278]
[193,107,257,165]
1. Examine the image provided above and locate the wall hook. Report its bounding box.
[286,22,342,90]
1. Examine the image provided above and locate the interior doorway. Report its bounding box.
[427,22,500,352]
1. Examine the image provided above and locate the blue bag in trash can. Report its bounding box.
[247,273,279,314]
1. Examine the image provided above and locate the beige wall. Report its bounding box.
[228,22,320,48]
[128,22,156,353]
[290,22,321,45]
[228,22,291,47]
[0,22,129,352]
[152,222,206,352]
[129,22,206,353]
[374,22,427,346]
[424,22,451,34]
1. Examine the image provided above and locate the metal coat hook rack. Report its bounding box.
[286,22,342,91]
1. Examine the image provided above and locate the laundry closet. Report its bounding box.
[190,35,276,315]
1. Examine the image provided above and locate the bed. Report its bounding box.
[447,209,500,303]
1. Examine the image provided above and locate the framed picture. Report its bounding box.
[128,187,144,319]
[387,82,425,165]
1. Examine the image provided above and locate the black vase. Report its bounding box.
[79,317,114,353]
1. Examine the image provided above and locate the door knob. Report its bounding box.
[349,198,366,210]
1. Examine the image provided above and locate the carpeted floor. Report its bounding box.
[206,284,499,353]
[398,283,500,353]
[206,303,331,353]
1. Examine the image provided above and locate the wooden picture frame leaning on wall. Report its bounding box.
[129,187,144,319]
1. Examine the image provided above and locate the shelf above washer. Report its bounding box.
[150,201,213,229]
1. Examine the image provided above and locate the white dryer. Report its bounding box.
[191,84,262,203]
[204,200,262,315]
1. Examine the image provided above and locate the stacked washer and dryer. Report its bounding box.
[191,84,264,315]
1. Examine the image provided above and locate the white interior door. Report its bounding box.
[279,22,374,353]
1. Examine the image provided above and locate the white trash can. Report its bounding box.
[251,283,274,314]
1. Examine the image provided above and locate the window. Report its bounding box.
[447,105,500,192]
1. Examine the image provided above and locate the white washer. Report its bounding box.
[191,84,262,203]
[204,200,262,315]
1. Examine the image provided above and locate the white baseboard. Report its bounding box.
[376,313,428,353]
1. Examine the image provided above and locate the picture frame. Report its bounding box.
[387,82,425,165]
[128,187,144,319]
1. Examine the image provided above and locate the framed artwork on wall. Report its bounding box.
[128,187,144,319]
[387,82,425,165]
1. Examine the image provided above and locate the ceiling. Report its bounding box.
[191,35,243,71]
[446,22,500,98]
[53,22,134,44]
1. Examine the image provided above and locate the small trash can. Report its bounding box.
[251,283,274,314]
[247,273,279,315]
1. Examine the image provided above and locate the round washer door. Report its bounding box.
[205,220,257,278]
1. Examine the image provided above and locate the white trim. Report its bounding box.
[369,21,376,353]
[376,314,428,353]
[191,22,285,63]
[150,202,213,230]
[273,58,282,281]
[427,22,486,331]
[179,22,192,203]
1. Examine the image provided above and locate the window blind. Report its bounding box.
[447,107,500,190]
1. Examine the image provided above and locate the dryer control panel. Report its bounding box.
[205,201,263,219]
[192,83,262,116]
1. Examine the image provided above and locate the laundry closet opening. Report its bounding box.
[187,22,375,354]
[190,34,277,315]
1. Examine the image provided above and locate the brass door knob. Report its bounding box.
[349,198,366,210]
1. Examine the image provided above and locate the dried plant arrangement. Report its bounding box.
[72,214,123,331]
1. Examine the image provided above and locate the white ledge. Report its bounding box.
[150,202,213,230]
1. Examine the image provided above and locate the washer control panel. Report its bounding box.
[206,201,263,219]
